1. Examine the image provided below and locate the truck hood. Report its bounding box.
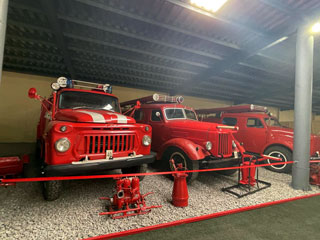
[55,109,135,124]
[166,119,223,131]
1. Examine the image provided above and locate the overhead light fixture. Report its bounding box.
[190,0,229,13]
[311,22,320,33]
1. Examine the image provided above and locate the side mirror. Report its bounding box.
[28,88,39,99]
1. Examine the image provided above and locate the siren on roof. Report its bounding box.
[51,77,112,93]
[152,93,184,104]
[120,93,184,108]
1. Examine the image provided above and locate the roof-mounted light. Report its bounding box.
[190,0,228,13]
[51,77,112,93]
[311,22,320,33]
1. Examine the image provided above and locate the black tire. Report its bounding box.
[121,164,147,181]
[42,180,63,201]
[264,146,292,173]
[165,147,199,183]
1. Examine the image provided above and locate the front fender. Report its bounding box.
[263,141,293,153]
[157,138,209,161]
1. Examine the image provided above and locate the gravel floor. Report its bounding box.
[1,168,320,240]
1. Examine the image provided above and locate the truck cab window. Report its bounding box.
[151,109,162,122]
[133,109,144,121]
[222,117,237,126]
[247,118,264,128]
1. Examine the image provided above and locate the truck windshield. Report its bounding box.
[165,108,197,120]
[59,91,120,112]
[185,109,197,120]
[264,118,282,127]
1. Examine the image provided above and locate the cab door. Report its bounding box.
[147,109,166,151]
[242,117,267,153]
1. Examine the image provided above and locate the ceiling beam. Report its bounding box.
[3,62,66,75]
[257,0,304,19]
[4,55,66,69]
[40,0,76,78]
[64,33,209,69]
[72,58,185,83]
[76,67,179,87]
[68,46,196,77]
[58,15,223,61]
[75,0,240,50]
[177,6,320,93]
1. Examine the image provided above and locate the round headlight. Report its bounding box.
[206,141,212,151]
[60,126,67,132]
[55,138,71,152]
[142,135,151,146]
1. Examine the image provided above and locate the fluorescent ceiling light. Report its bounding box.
[311,22,320,33]
[190,0,229,13]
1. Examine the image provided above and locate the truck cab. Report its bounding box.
[121,94,243,183]
[197,104,320,173]
[29,77,155,200]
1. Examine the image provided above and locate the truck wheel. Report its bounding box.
[264,146,292,173]
[42,180,62,201]
[166,148,199,183]
[122,164,147,181]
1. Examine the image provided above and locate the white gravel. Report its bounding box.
[1,168,320,240]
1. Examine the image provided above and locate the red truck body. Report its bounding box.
[197,105,320,173]
[29,77,155,200]
[121,94,243,182]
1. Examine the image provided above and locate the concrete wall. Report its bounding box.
[0,71,232,143]
[279,109,320,134]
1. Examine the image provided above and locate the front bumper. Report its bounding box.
[200,156,241,168]
[44,152,156,176]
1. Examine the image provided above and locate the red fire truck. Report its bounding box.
[121,94,244,183]
[196,104,320,173]
[26,77,155,200]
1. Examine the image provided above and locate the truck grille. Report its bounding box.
[218,133,230,155]
[85,134,135,154]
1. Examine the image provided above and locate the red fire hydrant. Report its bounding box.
[239,159,257,186]
[170,159,189,207]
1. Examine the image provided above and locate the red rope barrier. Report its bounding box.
[1,160,320,183]
[84,193,320,240]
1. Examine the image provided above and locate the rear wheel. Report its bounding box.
[165,147,199,183]
[121,164,147,181]
[264,146,292,173]
[42,180,62,201]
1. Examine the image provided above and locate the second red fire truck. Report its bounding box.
[121,94,245,182]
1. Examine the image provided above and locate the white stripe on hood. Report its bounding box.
[77,110,106,123]
[112,113,128,123]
